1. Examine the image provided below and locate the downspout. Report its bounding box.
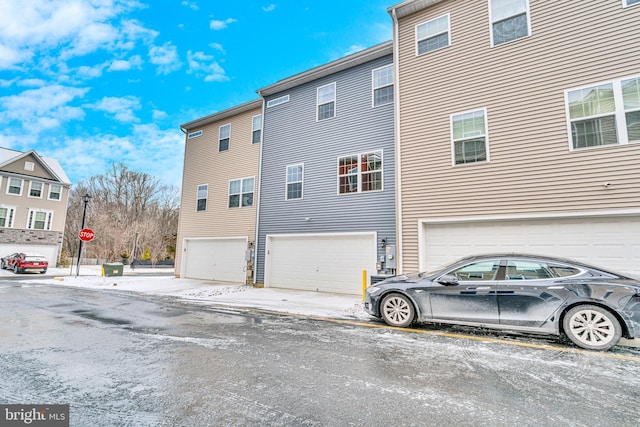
[391,7,404,274]
[253,94,267,286]
[176,126,188,278]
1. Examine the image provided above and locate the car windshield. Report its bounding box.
[25,257,46,262]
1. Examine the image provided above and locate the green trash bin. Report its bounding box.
[102,263,124,277]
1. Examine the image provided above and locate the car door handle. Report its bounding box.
[473,287,491,290]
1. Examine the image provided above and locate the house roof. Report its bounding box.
[180,99,263,131]
[257,40,394,97]
[0,147,71,184]
[387,0,443,18]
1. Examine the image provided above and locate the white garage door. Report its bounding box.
[265,233,377,294]
[422,216,640,277]
[0,244,58,266]
[183,238,247,282]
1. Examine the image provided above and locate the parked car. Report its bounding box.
[1,252,48,274]
[364,254,640,351]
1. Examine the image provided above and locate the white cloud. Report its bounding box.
[209,43,225,54]
[91,96,141,123]
[187,50,228,82]
[262,4,276,12]
[210,18,237,30]
[152,110,168,121]
[108,55,143,72]
[344,45,366,56]
[149,42,181,75]
[181,1,199,11]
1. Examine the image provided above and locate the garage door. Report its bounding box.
[183,237,247,282]
[422,216,640,277]
[265,233,377,294]
[0,245,58,266]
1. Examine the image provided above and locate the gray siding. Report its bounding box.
[256,54,396,283]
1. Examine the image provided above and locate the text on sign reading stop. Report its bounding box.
[78,228,95,242]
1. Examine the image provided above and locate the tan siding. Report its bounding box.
[397,0,640,271]
[175,106,261,275]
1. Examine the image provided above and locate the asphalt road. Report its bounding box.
[1,281,639,426]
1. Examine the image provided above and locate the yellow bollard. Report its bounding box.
[362,269,367,301]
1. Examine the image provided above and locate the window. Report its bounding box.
[27,209,53,230]
[373,65,394,107]
[624,0,640,7]
[489,0,531,46]
[29,181,43,198]
[252,114,262,144]
[48,184,62,201]
[24,161,35,171]
[337,150,383,194]
[229,177,254,208]
[286,164,304,200]
[566,76,640,149]
[188,130,203,139]
[448,260,500,281]
[6,177,22,195]
[317,83,336,121]
[451,109,489,165]
[0,206,15,228]
[219,124,230,152]
[416,14,450,55]
[267,95,289,108]
[196,184,208,211]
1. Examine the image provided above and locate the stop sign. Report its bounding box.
[78,228,95,242]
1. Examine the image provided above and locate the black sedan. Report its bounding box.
[364,254,640,351]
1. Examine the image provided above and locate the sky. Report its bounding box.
[0,0,393,189]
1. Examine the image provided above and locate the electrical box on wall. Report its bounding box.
[385,245,396,269]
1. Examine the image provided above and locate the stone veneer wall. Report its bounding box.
[0,228,63,245]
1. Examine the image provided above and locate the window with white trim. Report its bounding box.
[229,177,254,208]
[337,150,383,194]
[451,109,489,165]
[624,0,640,7]
[48,184,62,201]
[27,209,53,230]
[373,64,394,107]
[29,181,43,198]
[489,0,531,46]
[24,161,35,171]
[317,83,336,121]
[219,124,230,152]
[416,14,450,55]
[0,206,15,228]
[6,177,22,195]
[188,130,203,139]
[252,114,262,144]
[267,95,289,108]
[196,184,208,211]
[566,76,640,149]
[286,164,304,200]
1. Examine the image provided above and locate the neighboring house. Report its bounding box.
[255,41,396,294]
[176,99,262,282]
[388,0,640,275]
[0,148,71,265]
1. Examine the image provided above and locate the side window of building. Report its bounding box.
[252,114,262,144]
[6,177,23,195]
[29,181,43,198]
[373,64,394,107]
[623,0,640,7]
[0,206,16,228]
[317,83,336,121]
[451,109,489,165]
[337,150,383,194]
[196,184,208,212]
[489,0,531,46]
[27,209,53,230]
[286,164,304,200]
[229,177,255,208]
[48,184,62,201]
[416,14,450,55]
[219,124,231,152]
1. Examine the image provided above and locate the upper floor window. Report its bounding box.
[317,83,336,121]
[196,184,208,211]
[623,0,640,7]
[229,177,254,208]
[373,65,394,107]
[0,206,15,228]
[27,209,53,230]
[219,124,231,152]
[252,114,262,144]
[489,0,531,46]
[267,95,289,108]
[566,76,640,149]
[6,177,22,195]
[451,109,489,165]
[24,161,35,171]
[337,150,383,194]
[286,164,304,200]
[48,184,62,201]
[188,130,203,139]
[29,181,43,198]
[416,14,450,55]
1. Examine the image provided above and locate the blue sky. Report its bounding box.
[0,0,393,189]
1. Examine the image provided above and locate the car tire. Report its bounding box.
[40,269,47,274]
[13,264,19,274]
[380,293,415,328]
[563,305,622,351]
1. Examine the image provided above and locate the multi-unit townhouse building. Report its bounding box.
[388,0,640,277]
[0,148,71,264]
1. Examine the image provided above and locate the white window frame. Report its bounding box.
[285,164,304,200]
[228,177,255,208]
[489,0,531,47]
[267,95,290,108]
[6,177,23,196]
[27,209,54,230]
[372,64,394,107]
[450,108,490,166]
[623,0,640,7]
[415,14,451,56]
[252,114,262,144]
[24,161,35,171]
[48,184,62,201]
[188,130,203,139]
[196,184,208,212]
[337,150,384,195]
[0,205,16,228]
[565,75,640,151]
[28,181,43,199]
[219,124,231,152]
[317,82,336,121]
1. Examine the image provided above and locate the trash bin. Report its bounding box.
[102,263,124,277]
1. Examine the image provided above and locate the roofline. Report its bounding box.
[179,98,263,131]
[0,148,69,184]
[387,0,443,19]
[257,40,393,97]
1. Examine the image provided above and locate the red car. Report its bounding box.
[1,252,48,274]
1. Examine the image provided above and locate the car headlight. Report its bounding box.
[366,286,382,295]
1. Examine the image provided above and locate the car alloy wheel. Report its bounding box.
[563,305,622,351]
[380,293,415,328]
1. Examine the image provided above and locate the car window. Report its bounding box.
[448,260,500,281]
[547,263,581,277]
[506,260,554,280]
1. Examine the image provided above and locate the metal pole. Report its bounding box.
[69,239,76,276]
[75,195,90,277]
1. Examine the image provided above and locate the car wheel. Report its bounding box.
[563,305,622,351]
[13,264,19,274]
[380,293,415,328]
[41,269,47,274]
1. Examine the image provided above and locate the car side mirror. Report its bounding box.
[437,274,459,286]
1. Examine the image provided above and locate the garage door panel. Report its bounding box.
[184,238,247,282]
